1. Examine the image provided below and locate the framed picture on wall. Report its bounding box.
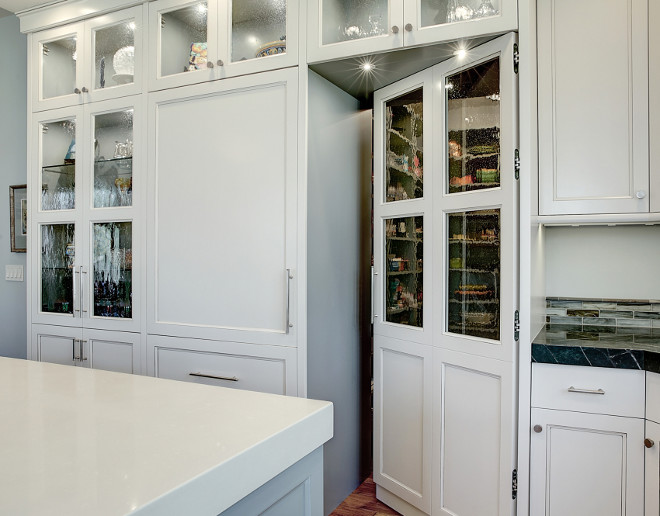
[9,184,27,252]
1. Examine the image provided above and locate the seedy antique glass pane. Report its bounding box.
[322,0,388,45]
[231,0,286,62]
[385,216,423,327]
[160,1,209,77]
[41,119,76,211]
[41,224,75,314]
[386,88,423,202]
[447,209,500,340]
[93,20,136,90]
[41,36,77,100]
[93,222,132,318]
[420,0,500,27]
[93,110,133,208]
[446,57,501,194]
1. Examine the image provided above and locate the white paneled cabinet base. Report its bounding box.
[372,34,519,516]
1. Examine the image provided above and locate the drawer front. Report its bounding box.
[532,363,645,418]
[154,341,294,396]
[647,372,660,424]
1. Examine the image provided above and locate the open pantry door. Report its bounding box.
[432,33,519,516]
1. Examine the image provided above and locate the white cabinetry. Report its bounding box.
[537,0,651,216]
[650,0,660,214]
[307,0,518,63]
[30,6,145,112]
[372,34,518,515]
[148,0,298,91]
[147,68,299,349]
[530,364,646,516]
[32,324,140,373]
[647,372,660,516]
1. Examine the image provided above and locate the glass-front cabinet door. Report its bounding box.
[149,0,296,90]
[374,68,433,346]
[436,33,517,362]
[308,0,404,62]
[403,0,517,47]
[31,6,144,111]
[32,23,84,111]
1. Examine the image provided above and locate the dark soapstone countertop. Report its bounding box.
[532,324,660,372]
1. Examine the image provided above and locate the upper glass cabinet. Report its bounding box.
[307,0,517,62]
[149,0,298,91]
[31,6,144,111]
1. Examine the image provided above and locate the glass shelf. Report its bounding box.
[385,215,423,327]
[447,209,500,340]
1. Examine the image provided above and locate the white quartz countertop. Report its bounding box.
[0,358,333,515]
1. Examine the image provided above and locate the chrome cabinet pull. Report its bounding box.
[217,60,224,66]
[74,268,81,316]
[568,386,605,395]
[404,23,413,31]
[286,268,293,333]
[81,267,88,313]
[81,86,88,93]
[391,25,399,34]
[189,372,238,382]
[74,88,81,94]
[207,61,214,68]
[533,425,543,433]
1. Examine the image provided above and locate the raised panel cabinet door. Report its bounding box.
[81,329,140,374]
[432,348,515,516]
[148,68,298,347]
[31,22,85,112]
[373,336,432,513]
[402,0,517,49]
[31,325,82,366]
[646,420,660,516]
[307,0,404,63]
[538,0,649,215]
[530,408,645,516]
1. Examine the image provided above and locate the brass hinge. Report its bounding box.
[514,310,520,342]
[514,149,520,180]
[513,43,519,74]
[512,468,518,499]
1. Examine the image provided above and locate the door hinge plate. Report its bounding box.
[512,468,518,499]
[514,310,520,342]
[514,149,520,180]
[513,43,519,74]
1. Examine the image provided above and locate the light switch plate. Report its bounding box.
[5,265,24,282]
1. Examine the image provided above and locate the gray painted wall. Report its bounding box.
[0,15,27,358]
[307,70,372,515]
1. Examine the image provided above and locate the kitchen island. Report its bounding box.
[0,357,333,515]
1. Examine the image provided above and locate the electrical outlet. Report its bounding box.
[5,265,24,282]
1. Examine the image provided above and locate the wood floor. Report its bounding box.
[330,476,401,516]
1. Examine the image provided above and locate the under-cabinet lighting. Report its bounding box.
[197,3,207,14]
[361,62,373,72]
[127,22,136,31]
[453,48,467,59]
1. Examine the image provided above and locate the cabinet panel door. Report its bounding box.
[647,420,660,516]
[148,68,298,347]
[31,23,84,112]
[81,329,140,374]
[373,336,432,513]
[307,0,404,63]
[32,325,81,366]
[530,408,644,516]
[433,348,514,516]
[650,0,660,214]
[538,0,649,215]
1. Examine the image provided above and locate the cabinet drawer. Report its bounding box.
[647,372,660,424]
[532,363,645,418]
[154,342,293,396]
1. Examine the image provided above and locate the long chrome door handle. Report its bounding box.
[286,268,293,333]
[80,339,87,361]
[73,268,81,316]
[568,386,605,395]
[73,339,80,361]
[81,266,88,313]
[189,372,238,382]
